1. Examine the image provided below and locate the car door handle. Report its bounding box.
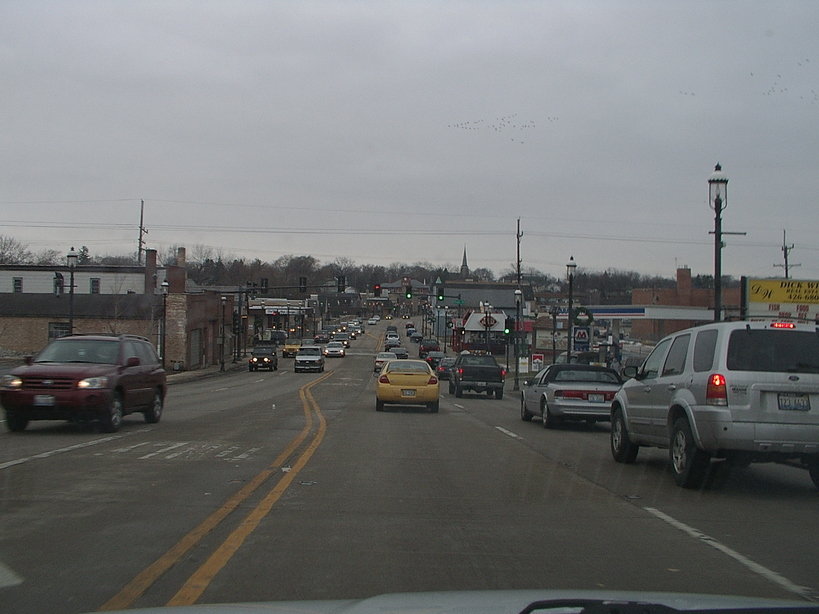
[667,384,677,391]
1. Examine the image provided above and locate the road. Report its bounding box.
[1,323,818,613]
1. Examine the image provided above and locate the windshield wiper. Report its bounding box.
[521,600,819,614]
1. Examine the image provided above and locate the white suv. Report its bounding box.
[611,320,819,489]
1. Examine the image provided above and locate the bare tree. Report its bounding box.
[0,235,32,264]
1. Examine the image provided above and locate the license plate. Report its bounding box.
[778,393,811,411]
[34,394,55,407]
[588,393,605,403]
[473,381,487,387]
[401,389,416,397]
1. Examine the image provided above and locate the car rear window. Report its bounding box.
[726,329,819,373]
[554,369,621,384]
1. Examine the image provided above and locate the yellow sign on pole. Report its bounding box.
[747,279,819,321]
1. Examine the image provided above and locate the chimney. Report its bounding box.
[677,266,692,304]
[144,249,157,294]
[176,247,186,268]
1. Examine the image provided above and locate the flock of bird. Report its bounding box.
[446,113,555,144]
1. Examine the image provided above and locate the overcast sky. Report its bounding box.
[2,0,818,281]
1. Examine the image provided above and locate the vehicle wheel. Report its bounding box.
[100,392,124,433]
[520,395,533,421]
[5,411,28,432]
[376,399,384,412]
[454,383,463,398]
[808,460,819,490]
[495,388,504,400]
[670,417,709,488]
[541,398,561,429]
[428,400,439,413]
[144,390,163,424]
[610,406,638,463]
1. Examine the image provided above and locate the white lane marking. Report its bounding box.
[0,430,147,471]
[214,387,230,392]
[453,404,465,409]
[644,506,816,601]
[231,447,261,461]
[0,560,23,588]
[495,426,523,440]
[138,441,190,459]
[111,441,152,454]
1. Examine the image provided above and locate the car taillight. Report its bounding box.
[770,321,796,329]
[457,368,464,375]
[378,375,390,384]
[555,390,585,399]
[428,376,438,385]
[706,373,728,406]
[500,369,507,378]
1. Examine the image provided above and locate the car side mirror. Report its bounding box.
[24,355,33,365]
[126,356,141,368]
[622,365,638,379]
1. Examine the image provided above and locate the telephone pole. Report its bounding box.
[774,230,800,279]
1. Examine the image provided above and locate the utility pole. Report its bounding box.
[515,217,522,286]
[774,229,800,279]
[137,199,148,264]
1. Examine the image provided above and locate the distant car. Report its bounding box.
[374,352,398,372]
[436,356,456,380]
[410,332,423,343]
[323,341,346,358]
[376,359,440,412]
[424,351,446,369]
[313,331,331,344]
[332,332,352,348]
[419,338,440,358]
[249,346,279,372]
[0,333,166,433]
[390,346,409,359]
[281,339,302,358]
[368,318,378,325]
[294,346,325,373]
[384,337,402,349]
[384,314,393,320]
[520,364,622,427]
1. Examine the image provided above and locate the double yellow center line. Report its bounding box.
[99,372,332,610]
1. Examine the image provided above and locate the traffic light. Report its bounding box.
[337,275,345,293]
[504,317,514,335]
[299,276,307,293]
[373,283,381,297]
[405,285,412,299]
[437,289,445,301]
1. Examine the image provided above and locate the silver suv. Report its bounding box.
[610,320,819,489]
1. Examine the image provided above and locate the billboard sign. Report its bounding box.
[746,279,819,322]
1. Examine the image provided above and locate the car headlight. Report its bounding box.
[77,376,109,390]
[1,374,22,389]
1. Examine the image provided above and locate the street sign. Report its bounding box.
[574,326,591,351]
[479,315,497,328]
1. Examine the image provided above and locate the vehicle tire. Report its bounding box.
[670,416,710,488]
[808,460,819,490]
[520,395,533,421]
[5,411,28,432]
[144,390,163,424]
[541,398,561,429]
[376,399,384,412]
[100,392,124,433]
[495,388,504,400]
[610,406,639,463]
[454,383,463,398]
[428,400,439,413]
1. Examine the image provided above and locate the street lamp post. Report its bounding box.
[484,302,492,352]
[549,304,559,362]
[161,280,169,369]
[67,247,78,335]
[708,163,728,322]
[220,296,227,372]
[513,288,522,391]
[566,256,577,360]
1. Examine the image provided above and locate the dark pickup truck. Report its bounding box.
[448,353,507,399]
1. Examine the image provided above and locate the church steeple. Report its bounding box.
[460,246,469,278]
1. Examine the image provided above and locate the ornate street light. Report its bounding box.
[513,288,523,391]
[566,256,577,359]
[708,163,728,321]
[67,247,78,335]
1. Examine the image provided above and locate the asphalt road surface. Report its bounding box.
[1,324,818,614]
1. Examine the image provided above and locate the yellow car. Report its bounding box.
[376,359,440,413]
[281,339,302,358]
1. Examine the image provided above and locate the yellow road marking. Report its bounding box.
[98,371,333,611]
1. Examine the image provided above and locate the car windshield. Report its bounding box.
[298,348,320,356]
[35,339,119,364]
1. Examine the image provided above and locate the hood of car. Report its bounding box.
[13,362,119,379]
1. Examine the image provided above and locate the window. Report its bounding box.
[48,322,71,340]
[13,277,22,293]
[662,334,690,376]
[693,329,718,372]
[90,278,101,294]
[640,337,671,379]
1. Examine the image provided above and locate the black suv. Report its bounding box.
[0,334,167,433]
